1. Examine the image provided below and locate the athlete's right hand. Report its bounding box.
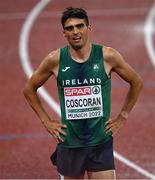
[42,119,67,142]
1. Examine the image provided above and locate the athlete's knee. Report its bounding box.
[87,169,116,179]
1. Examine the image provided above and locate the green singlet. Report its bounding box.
[57,44,112,148]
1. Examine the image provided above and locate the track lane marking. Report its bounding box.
[19,0,60,115]
[19,0,155,179]
[0,133,50,140]
[144,3,155,68]
[0,7,150,20]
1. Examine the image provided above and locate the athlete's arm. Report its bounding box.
[23,49,67,142]
[103,47,143,135]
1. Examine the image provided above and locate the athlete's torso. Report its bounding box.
[57,43,112,148]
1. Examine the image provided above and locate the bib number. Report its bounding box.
[64,85,103,120]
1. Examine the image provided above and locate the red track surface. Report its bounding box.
[0,0,155,179]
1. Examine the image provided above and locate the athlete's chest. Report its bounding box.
[59,62,103,86]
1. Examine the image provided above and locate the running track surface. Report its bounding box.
[0,0,155,179]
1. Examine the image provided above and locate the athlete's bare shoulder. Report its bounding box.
[103,46,126,71]
[42,48,60,76]
[102,46,117,75]
[103,46,118,63]
[102,45,141,85]
[46,48,60,68]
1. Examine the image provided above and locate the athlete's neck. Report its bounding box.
[69,43,92,63]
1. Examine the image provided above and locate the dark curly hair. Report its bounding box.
[61,7,89,28]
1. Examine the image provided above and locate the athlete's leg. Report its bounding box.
[53,145,87,179]
[87,169,116,179]
[63,172,85,179]
[86,138,115,179]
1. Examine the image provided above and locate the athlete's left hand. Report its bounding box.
[104,116,127,136]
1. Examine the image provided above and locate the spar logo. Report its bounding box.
[92,86,100,94]
[64,86,91,96]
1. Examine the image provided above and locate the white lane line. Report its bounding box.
[19,0,60,115]
[19,0,155,179]
[114,152,155,179]
[0,7,150,20]
[144,3,155,68]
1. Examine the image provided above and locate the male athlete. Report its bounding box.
[23,7,143,179]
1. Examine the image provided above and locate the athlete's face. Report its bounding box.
[63,18,91,50]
